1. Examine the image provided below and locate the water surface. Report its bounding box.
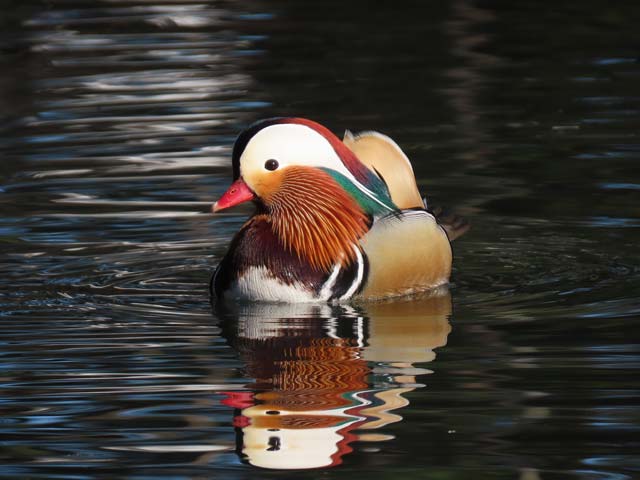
[1,1,639,478]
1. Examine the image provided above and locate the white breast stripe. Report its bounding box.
[319,262,342,300]
[341,245,364,300]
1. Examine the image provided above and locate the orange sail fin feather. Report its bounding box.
[343,130,425,210]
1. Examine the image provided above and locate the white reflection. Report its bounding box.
[218,291,452,469]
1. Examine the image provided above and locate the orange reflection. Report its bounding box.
[218,290,452,469]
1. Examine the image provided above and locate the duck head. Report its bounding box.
[213,118,395,272]
[213,118,391,212]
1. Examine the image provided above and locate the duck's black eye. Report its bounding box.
[264,159,279,171]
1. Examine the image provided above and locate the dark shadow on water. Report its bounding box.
[214,291,452,470]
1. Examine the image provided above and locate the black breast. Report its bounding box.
[211,217,327,298]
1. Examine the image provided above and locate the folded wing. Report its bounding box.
[343,130,424,210]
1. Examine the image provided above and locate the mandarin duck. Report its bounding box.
[211,118,467,303]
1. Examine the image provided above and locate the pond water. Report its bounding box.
[1,1,639,478]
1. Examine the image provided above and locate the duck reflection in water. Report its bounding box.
[215,289,452,470]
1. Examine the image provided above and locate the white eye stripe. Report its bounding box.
[241,124,341,175]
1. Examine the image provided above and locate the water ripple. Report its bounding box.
[1,1,639,479]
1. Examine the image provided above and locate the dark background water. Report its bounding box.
[1,1,639,478]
